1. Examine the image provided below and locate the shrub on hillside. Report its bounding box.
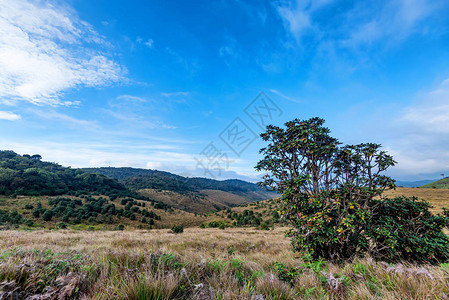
[171,224,183,234]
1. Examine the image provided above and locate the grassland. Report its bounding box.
[2,187,449,299]
[383,187,449,213]
[1,227,449,299]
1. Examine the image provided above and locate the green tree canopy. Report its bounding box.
[256,117,449,263]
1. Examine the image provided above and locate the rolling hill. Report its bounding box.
[83,167,278,213]
[0,151,131,198]
[420,177,449,189]
[0,151,276,220]
[395,179,437,188]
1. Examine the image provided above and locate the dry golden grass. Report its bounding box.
[383,187,449,213]
[1,227,449,299]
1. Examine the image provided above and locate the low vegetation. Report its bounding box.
[1,228,448,299]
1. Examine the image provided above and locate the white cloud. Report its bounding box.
[277,2,311,42]
[144,39,154,48]
[0,110,21,121]
[30,109,100,129]
[343,0,439,48]
[269,89,302,103]
[106,94,177,129]
[0,0,125,106]
[0,140,197,170]
[275,0,443,53]
[116,95,147,103]
[161,92,190,98]
[275,0,333,43]
[385,78,449,179]
[401,79,449,133]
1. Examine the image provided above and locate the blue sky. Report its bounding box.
[1,0,449,181]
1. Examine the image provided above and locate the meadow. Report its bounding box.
[1,227,449,299]
[2,187,449,299]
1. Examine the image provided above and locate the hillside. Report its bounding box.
[82,167,272,193]
[395,179,437,188]
[420,177,449,189]
[0,151,133,198]
[83,167,278,212]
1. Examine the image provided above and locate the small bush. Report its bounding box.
[171,224,183,234]
[57,222,67,229]
[114,224,125,231]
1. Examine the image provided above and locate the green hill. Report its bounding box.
[0,151,134,198]
[82,167,272,194]
[420,177,449,189]
[83,167,278,213]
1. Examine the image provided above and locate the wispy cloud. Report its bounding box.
[161,92,190,98]
[106,94,177,129]
[144,39,154,48]
[30,109,100,129]
[385,78,449,179]
[342,0,441,48]
[116,95,147,103]
[401,78,449,133]
[136,36,154,49]
[275,0,332,43]
[0,0,125,106]
[0,110,21,121]
[269,89,302,103]
[0,140,194,169]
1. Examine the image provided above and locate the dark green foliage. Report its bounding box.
[24,219,34,227]
[0,150,135,197]
[0,210,23,225]
[259,220,271,230]
[256,117,449,263]
[228,210,263,227]
[368,196,449,263]
[58,222,67,229]
[42,210,54,221]
[114,224,125,231]
[171,224,184,234]
[32,208,41,218]
[21,196,163,226]
[201,220,227,228]
[272,262,298,286]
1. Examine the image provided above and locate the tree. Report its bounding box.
[41,210,54,222]
[256,117,449,263]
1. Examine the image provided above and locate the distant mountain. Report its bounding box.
[82,167,272,194]
[83,167,278,213]
[420,178,449,189]
[395,179,438,188]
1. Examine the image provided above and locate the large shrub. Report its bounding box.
[368,196,449,263]
[256,117,449,263]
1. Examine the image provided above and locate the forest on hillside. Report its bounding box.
[0,151,139,199]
